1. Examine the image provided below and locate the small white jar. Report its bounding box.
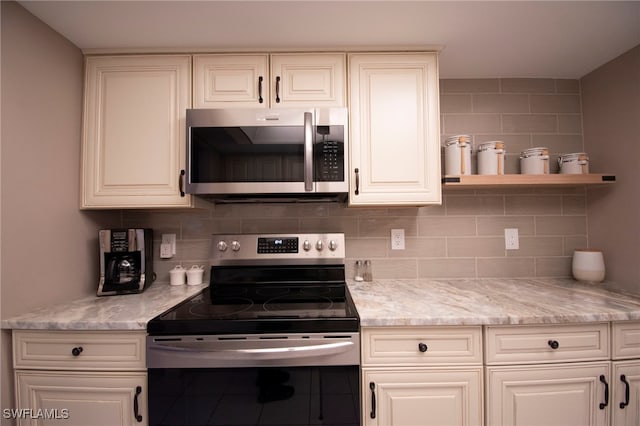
[477,141,505,175]
[444,135,472,175]
[572,249,605,283]
[186,265,205,286]
[558,152,589,174]
[520,147,550,174]
[169,265,186,286]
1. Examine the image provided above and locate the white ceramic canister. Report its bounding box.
[558,152,589,174]
[572,249,605,283]
[477,141,505,175]
[186,265,205,286]
[520,147,550,175]
[444,134,472,175]
[169,265,186,286]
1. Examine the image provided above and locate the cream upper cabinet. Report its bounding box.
[81,55,192,209]
[612,321,640,426]
[348,52,441,206]
[193,53,345,108]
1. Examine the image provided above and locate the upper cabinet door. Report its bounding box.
[348,53,442,206]
[270,53,346,107]
[193,54,269,108]
[81,55,192,208]
[193,53,345,108]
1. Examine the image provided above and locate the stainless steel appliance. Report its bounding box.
[98,228,154,296]
[147,233,360,426]
[186,108,348,201]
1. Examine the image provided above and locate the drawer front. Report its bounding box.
[13,330,145,371]
[485,323,609,365]
[612,321,640,360]
[362,326,482,366]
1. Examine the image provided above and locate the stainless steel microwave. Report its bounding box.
[186,108,348,201]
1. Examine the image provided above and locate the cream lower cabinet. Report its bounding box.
[348,53,441,206]
[82,55,192,208]
[485,323,611,426]
[361,326,483,426]
[612,321,640,426]
[13,330,147,426]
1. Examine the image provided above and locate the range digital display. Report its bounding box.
[257,237,298,254]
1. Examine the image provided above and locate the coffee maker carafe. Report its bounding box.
[98,229,154,296]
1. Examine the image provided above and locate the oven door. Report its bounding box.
[186,108,348,196]
[147,333,360,426]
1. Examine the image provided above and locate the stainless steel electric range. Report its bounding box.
[147,233,360,426]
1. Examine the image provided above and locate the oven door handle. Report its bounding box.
[149,340,354,360]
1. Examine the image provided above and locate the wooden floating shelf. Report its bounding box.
[442,174,616,189]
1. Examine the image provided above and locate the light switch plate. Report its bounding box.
[505,228,519,250]
[161,234,176,258]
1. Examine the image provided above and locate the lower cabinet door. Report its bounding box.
[612,360,640,426]
[15,371,147,426]
[362,368,483,426]
[486,362,610,426]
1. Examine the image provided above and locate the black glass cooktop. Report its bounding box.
[147,265,359,335]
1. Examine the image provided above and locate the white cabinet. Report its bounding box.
[81,55,192,209]
[361,326,483,426]
[348,53,441,206]
[193,53,346,108]
[612,321,640,426]
[485,323,611,426]
[13,330,147,426]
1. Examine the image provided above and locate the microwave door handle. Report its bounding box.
[303,112,313,192]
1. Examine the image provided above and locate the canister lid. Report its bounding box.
[559,152,589,162]
[477,141,505,151]
[444,134,471,146]
[520,147,549,158]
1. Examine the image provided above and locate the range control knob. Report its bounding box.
[303,240,312,251]
[316,240,324,251]
[328,240,338,251]
[230,241,241,252]
[217,241,228,252]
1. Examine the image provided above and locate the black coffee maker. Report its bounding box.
[98,229,154,296]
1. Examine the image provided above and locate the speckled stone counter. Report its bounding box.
[1,282,207,331]
[347,278,640,327]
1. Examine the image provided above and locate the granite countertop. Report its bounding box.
[4,278,640,331]
[1,282,207,331]
[347,278,640,327]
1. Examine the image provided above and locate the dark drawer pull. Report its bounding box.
[369,382,376,419]
[599,375,609,409]
[71,346,83,357]
[418,343,428,353]
[134,385,143,422]
[548,340,559,350]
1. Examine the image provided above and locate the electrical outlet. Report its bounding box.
[391,228,405,250]
[161,234,176,258]
[505,228,519,250]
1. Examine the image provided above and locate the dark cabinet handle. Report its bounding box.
[599,375,609,409]
[354,168,360,195]
[71,346,83,357]
[179,170,186,197]
[418,343,428,353]
[258,76,264,104]
[369,382,376,419]
[548,340,559,350]
[275,76,281,103]
[620,374,630,409]
[134,385,143,422]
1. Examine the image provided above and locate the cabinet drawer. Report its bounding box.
[612,321,640,359]
[485,323,609,365]
[362,327,482,366]
[13,330,145,371]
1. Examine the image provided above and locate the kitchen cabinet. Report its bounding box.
[81,55,192,209]
[612,321,640,426]
[485,323,611,426]
[13,330,147,426]
[361,326,484,426]
[348,52,441,206]
[193,53,346,108]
